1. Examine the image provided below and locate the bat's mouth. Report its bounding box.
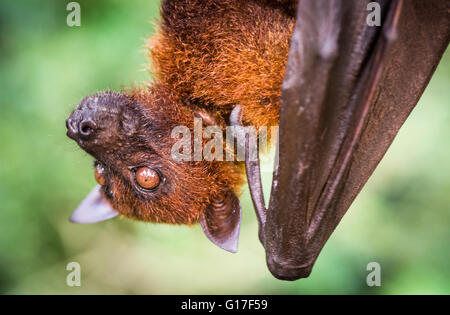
[66,125,78,142]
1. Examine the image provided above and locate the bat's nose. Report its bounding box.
[66,112,97,141]
[66,91,133,148]
[78,119,97,138]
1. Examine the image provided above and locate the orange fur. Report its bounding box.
[148,0,294,128]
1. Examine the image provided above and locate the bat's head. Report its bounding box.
[66,88,243,252]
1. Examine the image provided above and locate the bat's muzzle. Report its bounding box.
[66,111,97,141]
[65,91,138,156]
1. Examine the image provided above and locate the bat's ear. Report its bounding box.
[199,190,241,253]
[69,185,119,224]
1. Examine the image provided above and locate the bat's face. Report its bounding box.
[66,90,242,252]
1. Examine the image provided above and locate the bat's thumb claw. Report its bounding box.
[230,105,243,127]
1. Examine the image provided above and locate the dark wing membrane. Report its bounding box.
[264,0,450,280]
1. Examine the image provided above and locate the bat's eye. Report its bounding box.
[94,164,106,186]
[135,167,160,190]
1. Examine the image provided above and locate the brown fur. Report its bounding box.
[148,0,294,128]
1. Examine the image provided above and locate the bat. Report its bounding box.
[65,0,449,280]
[66,0,294,253]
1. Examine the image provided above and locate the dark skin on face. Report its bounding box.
[67,91,168,219]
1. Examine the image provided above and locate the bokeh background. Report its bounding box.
[0,0,449,294]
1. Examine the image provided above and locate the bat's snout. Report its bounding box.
[66,91,137,154]
[65,106,108,151]
[66,113,97,142]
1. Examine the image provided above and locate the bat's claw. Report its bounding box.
[230,105,243,127]
[229,105,267,245]
[229,105,247,152]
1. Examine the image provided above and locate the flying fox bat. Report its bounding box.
[66,0,449,280]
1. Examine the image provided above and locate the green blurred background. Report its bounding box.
[0,0,449,294]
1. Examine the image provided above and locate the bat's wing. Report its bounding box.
[243,0,449,280]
